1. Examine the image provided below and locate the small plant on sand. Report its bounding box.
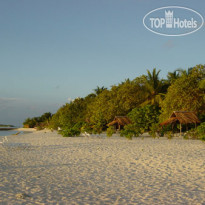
[166,131,173,139]
[183,124,205,141]
[106,126,115,137]
[36,126,43,131]
[183,128,198,140]
[149,123,160,138]
[80,123,93,134]
[158,124,172,137]
[61,127,81,137]
[92,123,103,135]
[120,124,141,140]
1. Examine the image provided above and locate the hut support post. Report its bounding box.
[180,123,182,136]
[172,123,174,134]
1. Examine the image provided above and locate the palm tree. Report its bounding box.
[178,67,193,77]
[167,69,181,84]
[141,68,166,106]
[93,86,107,95]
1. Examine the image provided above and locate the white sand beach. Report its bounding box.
[0,130,204,205]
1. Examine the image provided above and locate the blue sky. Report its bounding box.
[0,0,204,126]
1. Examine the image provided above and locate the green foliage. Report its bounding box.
[120,105,160,139]
[23,112,52,128]
[120,124,141,139]
[93,86,107,95]
[80,122,93,134]
[149,123,160,138]
[86,78,147,131]
[128,105,160,131]
[92,123,103,134]
[23,118,36,128]
[183,129,198,140]
[198,113,205,123]
[50,97,90,131]
[106,126,115,137]
[27,64,204,139]
[61,127,81,137]
[197,122,205,141]
[158,124,172,137]
[160,65,205,121]
[183,123,205,141]
[36,126,44,131]
[142,68,168,106]
[0,124,15,127]
[166,131,173,139]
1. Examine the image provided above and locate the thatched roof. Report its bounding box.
[160,111,200,126]
[108,116,131,126]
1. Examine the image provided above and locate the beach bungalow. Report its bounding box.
[160,111,200,135]
[107,116,131,131]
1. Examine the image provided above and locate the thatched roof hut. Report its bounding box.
[160,111,200,126]
[107,116,131,130]
[160,111,200,135]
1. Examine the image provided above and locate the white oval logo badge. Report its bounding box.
[143,6,204,36]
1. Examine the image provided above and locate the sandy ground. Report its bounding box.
[0,131,204,205]
[15,128,37,132]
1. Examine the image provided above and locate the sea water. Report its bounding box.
[0,130,20,143]
[0,130,18,137]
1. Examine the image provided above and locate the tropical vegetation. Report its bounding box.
[23,64,205,140]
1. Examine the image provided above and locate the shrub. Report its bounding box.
[106,126,115,137]
[158,124,172,137]
[120,124,141,140]
[128,105,160,132]
[183,129,198,140]
[80,122,93,134]
[120,105,160,139]
[92,123,103,134]
[197,122,205,141]
[36,126,44,131]
[183,124,205,141]
[149,123,160,138]
[166,131,173,139]
[61,127,81,137]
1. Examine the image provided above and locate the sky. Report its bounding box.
[0,0,204,126]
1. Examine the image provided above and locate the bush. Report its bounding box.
[61,127,81,137]
[120,124,141,140]
[166,131,173,139]
[80,122,93,134]
[158,124,172,137]
[149,123,160,138]
[197,122,205,141]
[106,126,115,137]
[128,105,160,132]
[23,112,52,128]
[92,123,103,134]
[36,126,44,131]
[183,123,205,141]
[183,129,198,140]
[120,105,160,139]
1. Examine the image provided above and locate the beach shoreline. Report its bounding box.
[14,127,37,132]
